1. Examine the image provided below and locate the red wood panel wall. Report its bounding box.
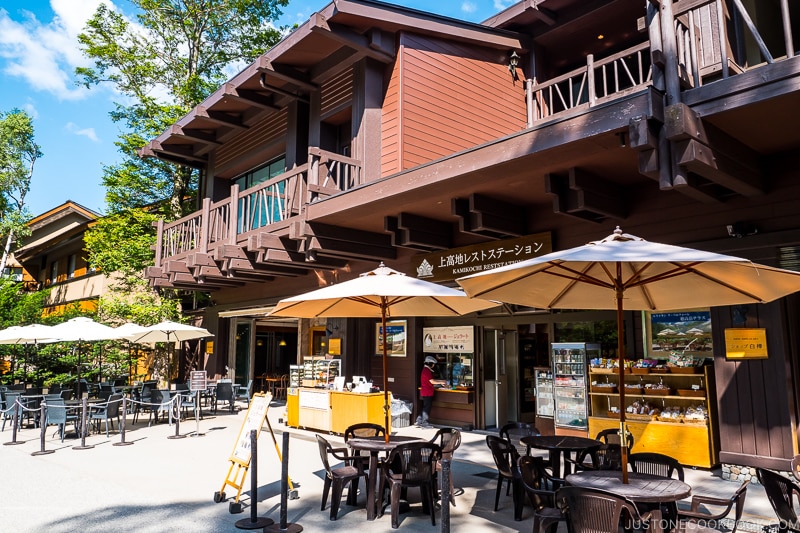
[381,32,527,176]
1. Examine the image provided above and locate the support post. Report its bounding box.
[114,397,133,446]
[32,401,54,455]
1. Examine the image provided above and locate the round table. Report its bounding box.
[347,435,426,520]
[521,435,603,478]
[566,470,691,532]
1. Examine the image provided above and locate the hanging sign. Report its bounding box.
[423,326,475,353]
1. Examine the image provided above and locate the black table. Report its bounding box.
[347,435,426,520]
[521,435,603,478]
[565,470,691,533]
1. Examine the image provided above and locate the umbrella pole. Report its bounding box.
[381,302,390,443]
[616,285,629,484]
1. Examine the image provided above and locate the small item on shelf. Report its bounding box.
[632,359,658,373]
[624,383,644,394]
[591,381,618,394]
[644,383,672,395]
[683,405,708,423]
[658,406,683,422]
[625,400,658,420]
[677,388,705,397]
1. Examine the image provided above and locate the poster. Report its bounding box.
[376,320,406,357]
[649,310,712,358]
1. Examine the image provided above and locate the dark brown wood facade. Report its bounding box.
[141,0,800,469]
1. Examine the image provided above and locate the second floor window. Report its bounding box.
[234,156,287,233]
[67,254,76,279]
[50,260,59,285]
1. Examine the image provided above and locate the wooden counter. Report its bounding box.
[286,387,388,434]
[429,387,475,427]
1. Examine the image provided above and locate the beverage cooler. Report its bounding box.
[551,343,599,431]
[534,368,555,435]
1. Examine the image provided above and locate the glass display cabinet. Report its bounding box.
[551,342,600,430]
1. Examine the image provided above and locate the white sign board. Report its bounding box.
[423,326,475,353]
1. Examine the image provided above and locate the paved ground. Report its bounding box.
[0,397,779,532]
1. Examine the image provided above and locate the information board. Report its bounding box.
[229,392,271,465]
[189,370,207,392]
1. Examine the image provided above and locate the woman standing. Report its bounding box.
[416,355,446,427]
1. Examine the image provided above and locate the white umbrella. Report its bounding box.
[126,321,213,384]
[48,317,123,395]
[458,226,800,482]
[269,262,498,440]
[0,324,59,383]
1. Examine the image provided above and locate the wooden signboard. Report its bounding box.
[215,392,272,505]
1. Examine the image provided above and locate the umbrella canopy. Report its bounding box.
[48,317,121,342]
[0,323,59,344]
[269,262,498,441]
[113,322,149,339]
[458,227,800,482]
[126,321,213,344]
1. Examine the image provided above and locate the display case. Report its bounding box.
[535,369,554,418]
[587,364,718,467]
[552,343,599,431]
[298,357,341,387]
[428,353,473,387]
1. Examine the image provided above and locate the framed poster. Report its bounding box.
[649,310,712,358]
[376,320,407,357]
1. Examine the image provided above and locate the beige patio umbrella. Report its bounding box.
[269,263,498,442]
[458,226,800,482]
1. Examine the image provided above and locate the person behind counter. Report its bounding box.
[416,355,447,428]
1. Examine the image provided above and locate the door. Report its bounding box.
[483,328,518,429]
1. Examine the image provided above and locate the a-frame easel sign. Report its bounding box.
[214,392,271,506]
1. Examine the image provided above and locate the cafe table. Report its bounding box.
[346,435,427,521]
[521,435,603,478]
[565,470,691,533]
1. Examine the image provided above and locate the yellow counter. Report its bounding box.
[286,387,388,434]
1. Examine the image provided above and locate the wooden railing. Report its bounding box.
[527,42,652,124]
[154,148,362,263]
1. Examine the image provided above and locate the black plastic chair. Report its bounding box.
[573,428,634,471]
[557,486,654,533]
[316,434,367,521]
[430,427,462,505]
[89,393,123,436]
[343,423,386,470]
[486,434,525,521]
[629,452,684,481]
[499,421,540,457]
[757,467,800,533]
[518,455,566,533]
[791,455,800,483]
[678,479,749,533]
[214,382,235,414]
[378,441,441,529]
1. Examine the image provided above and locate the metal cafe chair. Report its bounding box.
[757,467,800,533]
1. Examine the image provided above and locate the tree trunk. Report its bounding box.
[0,230,15,275]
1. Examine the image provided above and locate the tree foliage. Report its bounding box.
[0,109,40,272]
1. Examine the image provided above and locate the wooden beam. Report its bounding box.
[308,13,395,63]
[452,194,527,238]
[221,83,281,112]
[256,57,318,93]
[150,141,207,163]
[665,103,763,196]
[290,220,394,248]
[385,214,452,251]
[257,73,310,103]
[168,125,221,146]
[544,174,606,223]
[193,106,249,129]
[300,236,397,261]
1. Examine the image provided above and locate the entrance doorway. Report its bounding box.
[482,327,518,429]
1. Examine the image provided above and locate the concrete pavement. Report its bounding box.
[0,397,780,532]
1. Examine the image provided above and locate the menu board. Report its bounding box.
[229,393,271,466]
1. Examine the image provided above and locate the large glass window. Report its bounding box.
[234,156,286,233]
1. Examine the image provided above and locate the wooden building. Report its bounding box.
[141,0,800,471]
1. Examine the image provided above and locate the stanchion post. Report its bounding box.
[440,458,451,533]
[235,429,273,530]
[265,431,302,533]
[4,398,24,446]
[168,394,186,439]
[32,401,54,456]
[114,396,133,446]
[73,396,94,450]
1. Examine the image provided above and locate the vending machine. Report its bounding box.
[534,368,555,435]
[551,342,600,431]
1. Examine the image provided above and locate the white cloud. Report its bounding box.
[65,122,100,142]
[0,1,112,101]
[22,102,38,119]
[461,2,477,14]
[493,0,515,11]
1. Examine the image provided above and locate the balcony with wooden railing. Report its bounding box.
[153,148,362,267]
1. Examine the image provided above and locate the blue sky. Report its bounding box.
[0,0,512,217]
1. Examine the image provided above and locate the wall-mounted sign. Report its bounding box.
[410,232,552,282]
[328,338,341,356]
[206,341,214,354]
[422,326,475,353]
[724,328,768,360]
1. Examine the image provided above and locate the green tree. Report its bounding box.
[0,109,40,274]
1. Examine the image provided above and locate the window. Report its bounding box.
[234,156,287,232]
[1,267,22,281]
[49,261,59,285]
[67,254,76,279]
